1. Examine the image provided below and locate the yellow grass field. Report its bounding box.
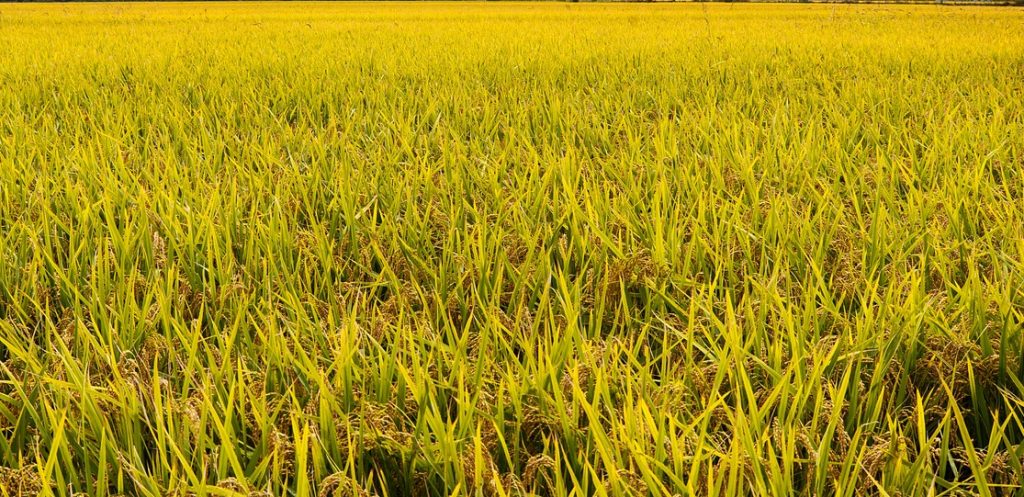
[1,2,1023,496]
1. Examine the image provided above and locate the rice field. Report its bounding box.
[1,2,1024,496]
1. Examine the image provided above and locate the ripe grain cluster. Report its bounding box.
[1,3,1023,496]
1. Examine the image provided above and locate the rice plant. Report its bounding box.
[0,2,1023,496]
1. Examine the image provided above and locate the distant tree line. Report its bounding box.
[3,0,1022,4]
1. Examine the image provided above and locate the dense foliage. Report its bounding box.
[1,3,1023,496]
